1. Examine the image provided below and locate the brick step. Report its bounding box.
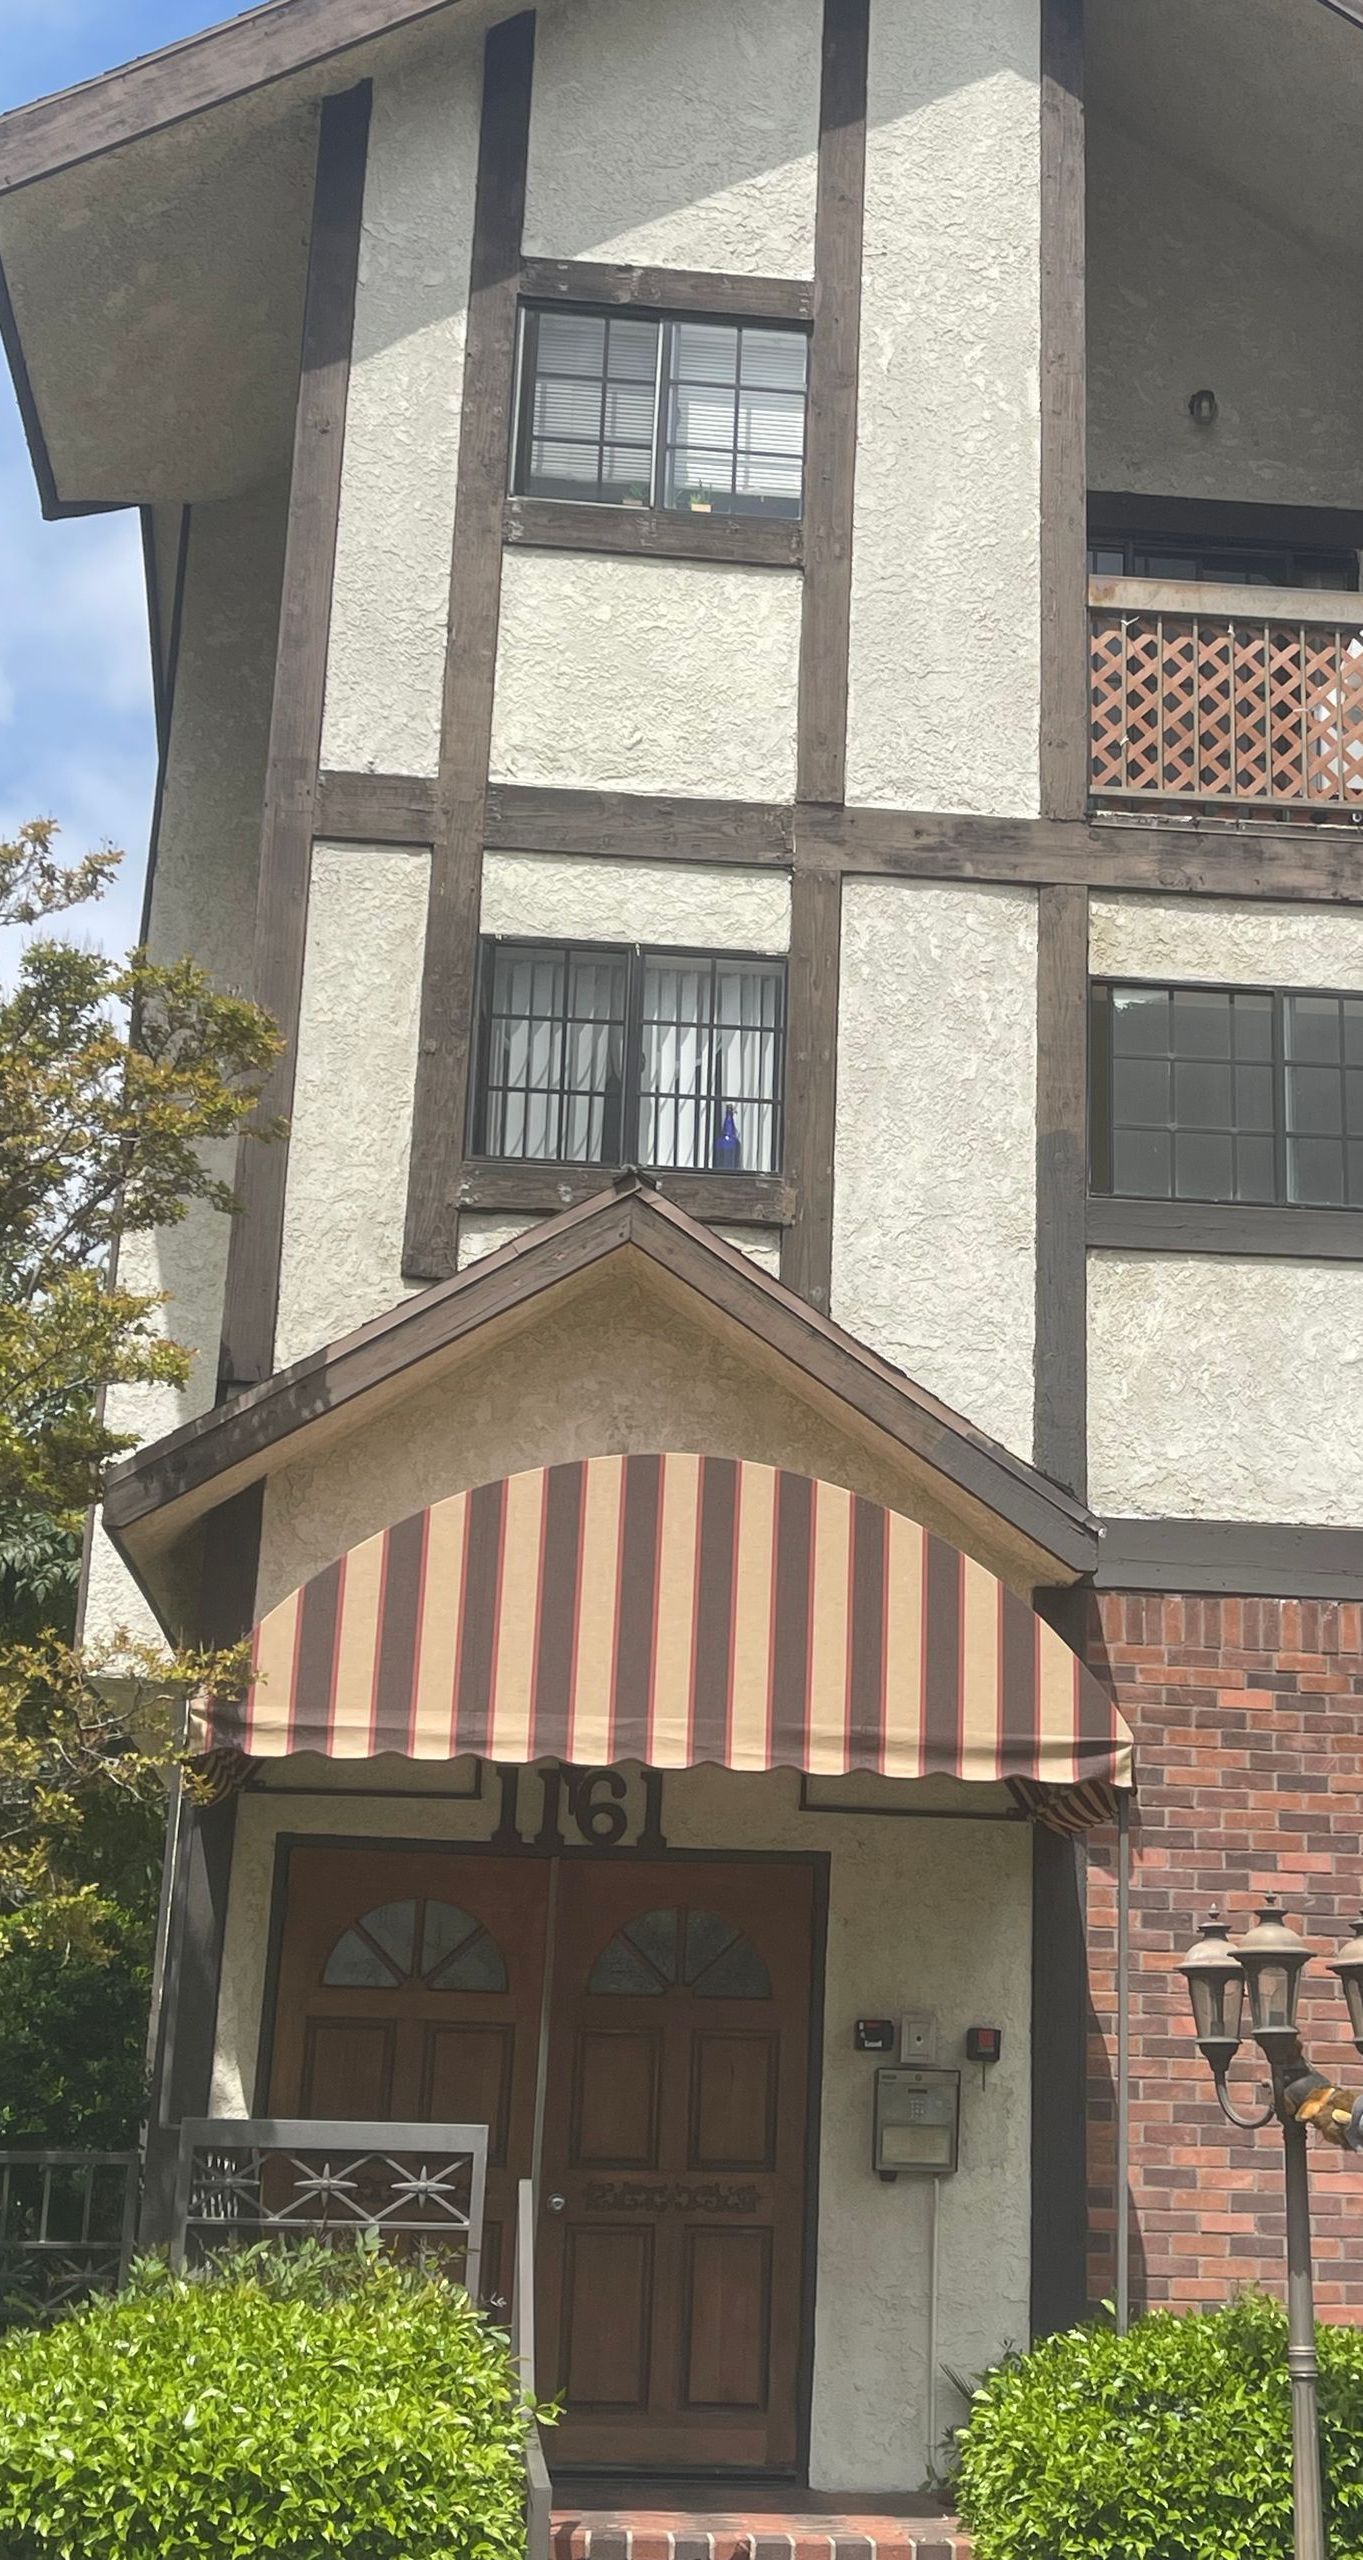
[550,2509,972,2560]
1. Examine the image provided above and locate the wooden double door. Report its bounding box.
[271,1847,815,2472]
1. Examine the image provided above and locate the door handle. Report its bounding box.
[546,2193,566,2213]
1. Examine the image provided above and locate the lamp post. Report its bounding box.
[1176,1897,1363,2560]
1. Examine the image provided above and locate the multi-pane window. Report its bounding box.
[1087,533,1357,590]
[1090,980,1363,1208]
[473,940,785,1175]
[514,307,809,520]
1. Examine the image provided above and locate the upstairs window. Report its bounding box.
[513,307,809,521]
[1091,979,1363,1208]
[1087,533,1357,591]
[472,939,785,1174]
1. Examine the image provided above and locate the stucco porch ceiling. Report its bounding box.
[102,1178,1100,1635]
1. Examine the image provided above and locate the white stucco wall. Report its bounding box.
[85,484,287,1648]
[523,0,821,275]
[1088,116,1363,509]
[273,843,430,1369]
[1090,895,1363,993]
[480,850,791,950]
[846,0,1042,816]
[1090,1258,1363,1524]
[320,28,482,776]
[489,552,800,800]
[213,1761,1031,2488]
[833,881,1039,1455]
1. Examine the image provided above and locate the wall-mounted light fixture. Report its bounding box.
[1188,387,1219,426]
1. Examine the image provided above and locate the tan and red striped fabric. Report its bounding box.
[196,1456,1133,1823]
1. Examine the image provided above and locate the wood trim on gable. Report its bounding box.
[217,82,371,1396]
[518,257,814,323]
[403,11,536,1287]
[1097,1516,1363,1599]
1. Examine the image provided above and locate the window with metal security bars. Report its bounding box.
[473,940,785,1175]
[514,306,809,520]
[1091,980,1363,1208]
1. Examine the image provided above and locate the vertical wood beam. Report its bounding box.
[1035,884,1089,1494]
[217,84,371,1395]
[797,0,868,808]
[781,862,843,1315]
[403,12,536,1283]
[785,0,867,1313]
[1039,0,1088,819]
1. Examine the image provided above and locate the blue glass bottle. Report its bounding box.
[715,1103,742,1171]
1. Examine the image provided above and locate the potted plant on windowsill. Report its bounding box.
[682,483,714,514]
[619,480,649,509]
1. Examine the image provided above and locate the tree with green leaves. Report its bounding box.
[0,820,278,2142]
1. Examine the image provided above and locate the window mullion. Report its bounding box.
[623,947,646,1165]
[1273,993,1289,1205]
[651,324,669,511]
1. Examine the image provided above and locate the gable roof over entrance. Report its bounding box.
[196,1451,1132,1831]
[103,1179,1102,1628]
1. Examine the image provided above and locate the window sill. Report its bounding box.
[457,1160,795,1225]
[503,495,803,570]
[1087,1195,1363,1260]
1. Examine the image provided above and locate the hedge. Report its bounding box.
[953,2293,1363,2560]
[0,2242,535,2560]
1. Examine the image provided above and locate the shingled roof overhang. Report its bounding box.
[101,1181,1101,1631]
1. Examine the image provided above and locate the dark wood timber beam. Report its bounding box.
[1039,0,1087,820]
[1034,886,1089,1497]
[403,11,536,1286]
[457,1160,794,1223]
[781,861,842,1315]
[217,83,371,1395]
[519,257,814,323]
[1097,1516,1363,1600]
[504,494,802,569]
[486,783,792,863]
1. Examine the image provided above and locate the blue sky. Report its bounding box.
[1,1,232,955]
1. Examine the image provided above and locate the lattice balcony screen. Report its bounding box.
[1090,580,1363,812]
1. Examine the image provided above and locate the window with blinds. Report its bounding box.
[514,306,809,521]
[473,939,786,1174]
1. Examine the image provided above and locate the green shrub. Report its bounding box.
[0,2241,535,2560]
[954,2293,1363,2560]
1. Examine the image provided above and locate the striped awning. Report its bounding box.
[198,1455,1133,1827]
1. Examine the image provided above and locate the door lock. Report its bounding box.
[546,2193,566,2212]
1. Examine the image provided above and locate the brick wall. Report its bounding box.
[1083,1590,1363,2317]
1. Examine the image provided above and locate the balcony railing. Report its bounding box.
[1089,576,1363,815]
[0,2151,139,2328]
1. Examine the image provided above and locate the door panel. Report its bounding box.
[269,1848,549,2312]
[540,1860,813,2471]
[571,2028,661,2168]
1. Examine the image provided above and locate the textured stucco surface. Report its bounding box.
[833,882,1039,1456]
[1090,1257,1363,1523]
[1088,114,1363,508]
[274,845,430,1369]
[255,1262,1043,1618]
[489,552,800,800]
[86,487,287,1648]
[320,30,481,776]
[214,1760,1030,2486]
[846,0,1041,815]
[1090,896,1363,993]
[522,0,820,274]
[480,851,790,951]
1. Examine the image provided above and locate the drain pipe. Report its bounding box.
[1116,1791,1132,2335]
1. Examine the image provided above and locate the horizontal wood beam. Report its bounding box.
[503,495,802,569]
[1097,1516,1363,1600]
[519,257,814,323]
[1087,1196,1363,1261]
[457,1161,794,1223]
[311,777,1363,902]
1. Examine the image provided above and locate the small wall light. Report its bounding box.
[1188,387,1219,426]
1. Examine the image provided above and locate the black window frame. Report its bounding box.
[470,934,788,1177]
[1090,976,1363,1212]
[1086,529,1358,591]
[511,301,811,525]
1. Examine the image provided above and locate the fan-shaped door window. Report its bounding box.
[322,1898,508,1992]
[588,1906,771,1998]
